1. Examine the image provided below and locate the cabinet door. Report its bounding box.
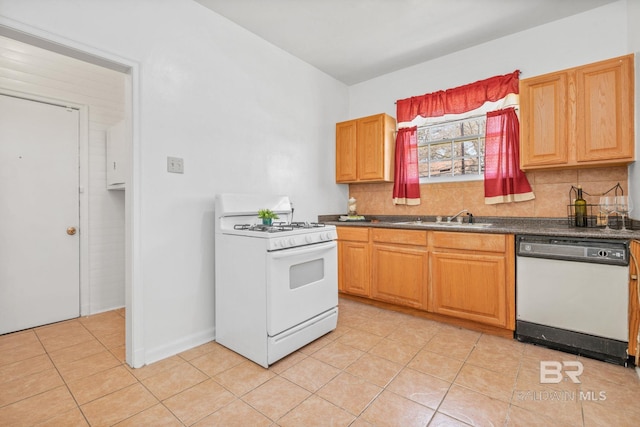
[371,244,428,309]
[336,119,358,182]
[519,72,569,169]
[338,240,370,296]
[356,114,386,181]
[575,55,634,163]
[430,251,508,328]
[106,119,127,189]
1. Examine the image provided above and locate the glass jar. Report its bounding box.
[348,197,357,216]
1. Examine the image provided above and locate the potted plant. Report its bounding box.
[257,209,279,226]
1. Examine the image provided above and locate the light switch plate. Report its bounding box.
[167,156,184,174]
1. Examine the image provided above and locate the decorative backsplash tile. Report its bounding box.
[349,166,628,218]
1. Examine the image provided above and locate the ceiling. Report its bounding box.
[195,0,618,85]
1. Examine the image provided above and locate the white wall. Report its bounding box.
[0,0,348,366]
[0,36,126,314]
[627,0,640,217]
[348,0,635,216]
[348,0,629,119]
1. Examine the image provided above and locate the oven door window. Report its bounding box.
[267,241,338,336]
[290,259,324,290]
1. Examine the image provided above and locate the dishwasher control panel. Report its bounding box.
[517,235,629,266]
[585,247,626,261]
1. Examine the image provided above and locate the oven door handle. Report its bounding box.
[269,240,337,258]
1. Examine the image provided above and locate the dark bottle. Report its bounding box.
[575,185,587,227]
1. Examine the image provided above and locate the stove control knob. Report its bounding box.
[305,235,313,243]
[288,238,296,246]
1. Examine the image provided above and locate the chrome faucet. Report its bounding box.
[447,209,471,223]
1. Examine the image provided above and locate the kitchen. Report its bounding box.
[1,0,640,425]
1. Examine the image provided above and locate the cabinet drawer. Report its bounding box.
[432,231,506,253]
[337,226,370,242]
[372,228,428,246]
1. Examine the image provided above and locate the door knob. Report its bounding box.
[67,227,77,235]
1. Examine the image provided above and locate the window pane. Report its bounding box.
[417,145,429,160]
[419,163,430,177]
[442,123,462,139]
[453,159,480,176]
[430,160,452,177]
[454,139,479,157]
[462,119,485,136]
[429,142,452,161]
[425,125,444,141]
[417,129,428,145]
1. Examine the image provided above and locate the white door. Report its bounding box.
[0,94,80,335]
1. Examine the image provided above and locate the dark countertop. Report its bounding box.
[319,214,640,240]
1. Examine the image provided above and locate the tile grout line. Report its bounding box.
[33,320,94,426]
[426,330,483,426]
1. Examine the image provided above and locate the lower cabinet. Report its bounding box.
[337,226,515,331]
[337,227,370,297]
[371,229,428,309]
[430,232,515,330]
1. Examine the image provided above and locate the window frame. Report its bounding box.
[416,115,486,184]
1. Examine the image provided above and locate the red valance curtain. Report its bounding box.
[396,71,520,122]
[484,107,535,204]
[393,70,529,205]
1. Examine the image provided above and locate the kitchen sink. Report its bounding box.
[393,221,493,228]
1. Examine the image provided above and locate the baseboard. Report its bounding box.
[141,327,215,367]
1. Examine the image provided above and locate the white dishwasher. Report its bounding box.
[516,235,629,365]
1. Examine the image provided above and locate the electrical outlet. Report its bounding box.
[167,156,184,174]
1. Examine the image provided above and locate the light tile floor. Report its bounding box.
[1,298,640,426]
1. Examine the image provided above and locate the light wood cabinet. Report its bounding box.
[335,121,358,182]
[575,57,634,163]
[337,226,515,332]
[429,232,515,330]
[519,71,569,168]
[370,229,428,309]
[520,54,634,170]
[336,113,396,183]
[337,227,370,297]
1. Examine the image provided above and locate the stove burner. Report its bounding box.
[290,222,326,229]
[233,222,326,233]
[234,223,295,233]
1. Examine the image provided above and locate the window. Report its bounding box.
[417,115,485,182]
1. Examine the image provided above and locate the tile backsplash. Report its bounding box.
[349,166,628,218]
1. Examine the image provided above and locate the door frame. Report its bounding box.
[0,89,90,316]
[0,19,144,368]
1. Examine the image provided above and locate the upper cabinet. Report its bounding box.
[336,113,396,183]
[106,119,128,190]
[520,54,634,170]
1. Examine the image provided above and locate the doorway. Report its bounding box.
[0,94,81,334]
[0,27,139,366]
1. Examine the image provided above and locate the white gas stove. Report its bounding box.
[214,193,338,367]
